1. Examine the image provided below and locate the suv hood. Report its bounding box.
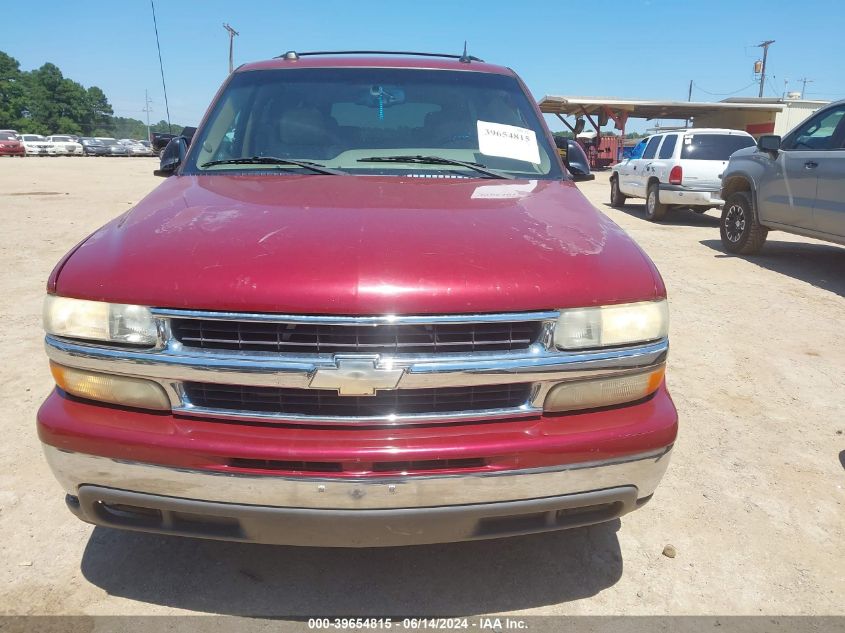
[55,175,663,314]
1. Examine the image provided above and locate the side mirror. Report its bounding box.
[757,135,781,154]
[570,170,596,182]
[153,137,187,177]
[180,126,197,146]
[563,139,595,182]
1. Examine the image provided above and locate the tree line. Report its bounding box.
[0,51,184,138]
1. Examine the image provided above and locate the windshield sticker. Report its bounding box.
[477,120,541,165]
[471,180,537,200]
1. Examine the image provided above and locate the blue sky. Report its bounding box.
[3,0,843,132]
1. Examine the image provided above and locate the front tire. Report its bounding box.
[610,176,627,207]
[720,191,768,254]
[645,183,668,221]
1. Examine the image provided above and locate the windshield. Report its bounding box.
[100,139,118,145]
[185,67,562,179]
[0,133,16,140]
[52,136,71,142]
[680,134,755,160]
[23,135,43,141]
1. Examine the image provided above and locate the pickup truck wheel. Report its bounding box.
[720,191,768,254]
[610,177,626,207]
[645,183,668,221]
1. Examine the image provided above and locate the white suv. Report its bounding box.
[610,128,756,221]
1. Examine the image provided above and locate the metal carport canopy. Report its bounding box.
[538,95,783,127]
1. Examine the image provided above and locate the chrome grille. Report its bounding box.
[183,382,533,418]
[171,319,542,355]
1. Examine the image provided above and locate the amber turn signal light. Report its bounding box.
[50,362,170,411]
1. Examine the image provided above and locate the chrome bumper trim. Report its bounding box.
[43,444,673,510]
[174,401,543,426]
[45,335,668,390]
[46,334,667,424]
[149,308,562,325]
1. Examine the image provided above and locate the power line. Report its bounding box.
[150,0,172,134]
[766,76,780,98]
[692,80,758,97]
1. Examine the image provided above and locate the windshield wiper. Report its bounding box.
[200,156,347,175]
[357,155,513,179]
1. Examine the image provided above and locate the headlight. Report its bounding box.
[43,296,158,345]
[51,362,170,410]
[554,300,668,350]
[544,366,665,412]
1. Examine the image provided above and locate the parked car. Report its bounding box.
[95,137,129,156]
[46,135,84,156]
[119,139,154,156]
[150,132,177,157]
[610,128,756,221]
[19,134,57,156]
[38,51,677,548]
[719,100,845,253]
[0,131,25,157]
[78,137,109,156]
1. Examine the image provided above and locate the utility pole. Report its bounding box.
[756,40,775,98]
[798,77,813,98]
[223,23,239,74]
[142,90,153,141]
[686,79,693,128]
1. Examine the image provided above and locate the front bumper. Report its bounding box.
[658,184,723,207]
[46,444,672,547]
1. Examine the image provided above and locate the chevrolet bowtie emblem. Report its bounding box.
[309,357,404,396]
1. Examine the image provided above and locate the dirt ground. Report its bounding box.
[0,158,842,617]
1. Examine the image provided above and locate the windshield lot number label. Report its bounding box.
[477,120,541,164]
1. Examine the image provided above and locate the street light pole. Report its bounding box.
[757,40,775,98]
[223,23,239,74]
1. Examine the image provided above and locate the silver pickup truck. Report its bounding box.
[719,99,845,254]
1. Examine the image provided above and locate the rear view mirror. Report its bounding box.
[757,135,781,153]
[361,85,406,109]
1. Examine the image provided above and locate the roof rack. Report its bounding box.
[276,50,484,63]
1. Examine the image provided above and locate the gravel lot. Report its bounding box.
[0,158,842,617]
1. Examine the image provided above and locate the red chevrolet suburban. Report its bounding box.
[38,52,677,547]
